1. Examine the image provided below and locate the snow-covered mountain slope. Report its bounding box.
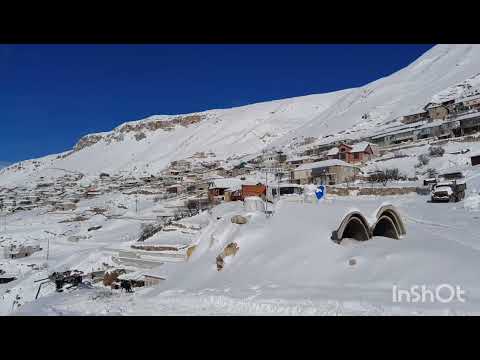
[0,91,347,186]
[2,44,480,185]
[275,44,480,147]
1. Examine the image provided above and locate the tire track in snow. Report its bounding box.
[405,215,457,229]
[406,215,480,252]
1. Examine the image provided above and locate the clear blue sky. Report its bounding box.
[0,44,434,163]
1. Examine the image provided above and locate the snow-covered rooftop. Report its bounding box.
[296,159,357,171]
[453,111,480,122]
[326,147,339,156]
[287,155,315,162]
[350,142,372,153]
[457,94,480,103]
[209,178,257,191]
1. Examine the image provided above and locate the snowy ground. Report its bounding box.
[5,178,480,315]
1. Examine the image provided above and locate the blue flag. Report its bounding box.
[315,185,325,200]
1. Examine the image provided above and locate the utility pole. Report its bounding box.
[265,170,268,218]
[277,169,280,206]
[135,191,138,214]
[0,200,6,233]
[43,231,55,269]
[0,200,3,232]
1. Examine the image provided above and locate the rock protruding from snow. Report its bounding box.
[231,215,248,224]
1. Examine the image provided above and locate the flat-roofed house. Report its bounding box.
[291,159,361,185]
[208,178,243,202]
[401,111,429,124]
[286,156,315,168]
[457,94,480,112]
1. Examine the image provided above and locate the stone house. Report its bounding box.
[457,94,480,112]
[291,159,361,185]
[401,111,429,124]
[424,100,455,120]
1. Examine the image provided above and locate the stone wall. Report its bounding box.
[327,186,418,196]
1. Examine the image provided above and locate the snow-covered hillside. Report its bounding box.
[5,44,480,315]
[2,44,480,186]
[277,45,480,148]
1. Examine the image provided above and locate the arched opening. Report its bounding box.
[331,206,406,244]
[375,206,406,237]
[332,212,371,242]
[342,216,370,241]
[372,215,400,239]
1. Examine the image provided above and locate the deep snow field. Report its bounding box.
[3,144,480,315]
[7,193,480,316]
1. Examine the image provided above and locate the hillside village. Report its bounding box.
[5,88,479,212]
[3,44,480,315]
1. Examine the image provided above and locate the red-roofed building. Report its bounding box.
[326,142,376,164]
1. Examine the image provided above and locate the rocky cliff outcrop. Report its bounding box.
[72,114,206,153]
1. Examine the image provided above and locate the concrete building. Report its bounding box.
[261,151,287,167]
[291,159,361,185]
[286,156,315,168]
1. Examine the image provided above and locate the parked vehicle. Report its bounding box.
[430,171,466,203]
[266,184,304,203]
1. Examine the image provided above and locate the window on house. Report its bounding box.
[354,153,359,159]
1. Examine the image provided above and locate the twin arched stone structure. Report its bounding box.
[331,205,406,243]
